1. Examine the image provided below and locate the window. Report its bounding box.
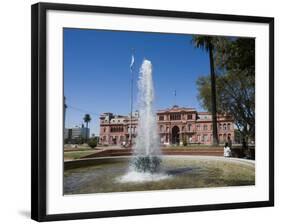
[160,125,163,132]
[203,124,208,131]
[110,126,124,132]
[203,134,208,142]
[159,115,164,121]
[197,135,201,142]
[223,123,227,130]
[170,113,181,120]
[227,123,231,130]
[196,124,201,131]
[188,124,192,131]
[187,114,192,120]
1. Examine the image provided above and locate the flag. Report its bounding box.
[130,54,135,72]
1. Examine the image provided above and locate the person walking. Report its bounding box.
[224,142,231,157]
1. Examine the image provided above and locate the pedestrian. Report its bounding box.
[224,142,231,157]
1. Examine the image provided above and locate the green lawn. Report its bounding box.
[64,150,96,160]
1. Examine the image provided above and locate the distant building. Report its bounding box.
[64,125,90,142]
[99,105,235,146]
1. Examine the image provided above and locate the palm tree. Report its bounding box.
[64,96,67,126]
[83,114,91,141]
[192,35,219,145]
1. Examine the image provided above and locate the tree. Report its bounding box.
[88,137,98,149]
[192,35,219,145]
[83,114,91,141]
[197,37,255,142]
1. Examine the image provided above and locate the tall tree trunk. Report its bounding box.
[209,45,219,145]
[86,122,88,142]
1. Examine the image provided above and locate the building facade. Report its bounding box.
[64,126,90,142]
[99,106,235,146]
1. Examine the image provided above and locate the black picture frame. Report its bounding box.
[31,2,274,222]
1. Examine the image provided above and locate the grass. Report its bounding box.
[64,150,97,160]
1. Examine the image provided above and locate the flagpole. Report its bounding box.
[129,48,135,146]
[174,89,177,106]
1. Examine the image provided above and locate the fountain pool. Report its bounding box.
[64,156,255,195]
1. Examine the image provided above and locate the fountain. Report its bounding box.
[118,59,168,182]
[130,59,162,173]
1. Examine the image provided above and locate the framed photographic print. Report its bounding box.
[31,2,274,222]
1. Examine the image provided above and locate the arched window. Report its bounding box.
[227,123,231,130]
[223,123,227,130]
[188,124,192,131]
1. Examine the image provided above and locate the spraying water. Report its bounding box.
[134,59,161,156]
[128,59,162,173]
[118,59,167,182]
[118,60,165,182]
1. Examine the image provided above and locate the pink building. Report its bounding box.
[99,105,235,145]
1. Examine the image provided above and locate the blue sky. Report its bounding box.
[64,28,210,135]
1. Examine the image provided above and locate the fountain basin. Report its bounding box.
[64,156,255,195]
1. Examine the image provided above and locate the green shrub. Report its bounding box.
[88,138,98,148]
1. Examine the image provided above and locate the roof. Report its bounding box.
[157,105,196,114]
